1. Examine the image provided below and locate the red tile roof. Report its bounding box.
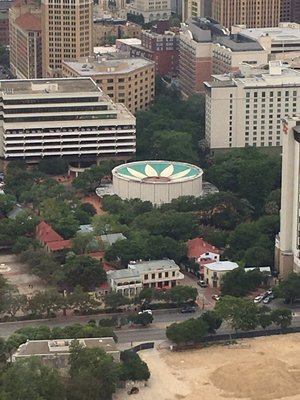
[36,221,63,244]
[187,237,220,259]
[103,262,116,272]
[47,240,72,251]
[98,282,110,290]
[15,12,41,31]
[36,221,71,252]
[87,251,105,259]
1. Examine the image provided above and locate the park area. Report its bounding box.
[114,334,300,400]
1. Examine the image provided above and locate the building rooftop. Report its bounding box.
[100,232,126,246]
[128,258,180,272]
[0,78,100,95]
[206,62,300,88]
[216,35,264,52]
[239,25,300,43]
[205,261,239,272]
[112,160,203,183]
[63,57,154,76]
[184,17,229,43]
[115,38,142,46]
[14,338,118,357]
[108,268,141,280]
[15,11,41,31]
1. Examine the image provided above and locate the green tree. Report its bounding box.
[0,194,16,216]
[68,341,119,400]
[119,350,150,381]
[104,292,128,310]
[2,292,28,317]
[129,312,153,326]
[27,289,66,317]
[72,232,102,255]
[0,357,65,400]
[68,286,99,314]
[220,267,263,297]
[271,309,292,329]
[215,296,259,331]
[166,317,208,344]
[201,310,223,334]
[274,272,300,304]
[61,255,106,291]
[166,285,198,305]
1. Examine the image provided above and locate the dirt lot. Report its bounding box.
[0,253,47,295]
[114,334,300,400]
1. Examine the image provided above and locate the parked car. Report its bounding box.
[212,295,220,301]
[254,295,263,303]
[180,306,196,313]
[263,296,272,304]
[197,280,207,288]
[138,309,152,315]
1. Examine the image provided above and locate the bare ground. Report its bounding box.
[114,334,300,400]
[0,253,48,294]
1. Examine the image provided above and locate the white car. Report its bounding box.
[254,295,263,304]
[138,309,152,315]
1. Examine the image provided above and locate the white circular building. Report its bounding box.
[112,160,203,205]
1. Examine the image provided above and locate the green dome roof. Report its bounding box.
[113,161,202,182]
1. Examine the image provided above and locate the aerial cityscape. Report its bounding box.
[0,0,300,399]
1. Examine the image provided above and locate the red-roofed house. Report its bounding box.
[36,221,72,253]
[187,237,220,266]
[87,251,105,263]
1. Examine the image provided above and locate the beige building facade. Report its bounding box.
[62,56,155,114]
[127,0,171,23]
[203,261,239,288]
[41,0,93,78]
[211,0,280,29]
[9,3,42,79]
[205,61,300,150]
[93,21,141,46]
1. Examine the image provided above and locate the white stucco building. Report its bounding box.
[108,259,184,297]
[205,61,300,150]
[203,261,239,288]
[112,160,203,205]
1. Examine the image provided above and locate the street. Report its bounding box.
[0,308,203,339]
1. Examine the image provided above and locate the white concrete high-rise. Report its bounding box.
[204,61,300,150]
[275,115,300,277]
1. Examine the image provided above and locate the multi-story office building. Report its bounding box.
[212,36,268,75]
[0,0,12,46]
[211,0,280,29]
[9,3,42,79]
[41,0,93,78]
[275,115,300,277]
[62,56,155,114]
[280,0,300,23]
[179,17,229,96]
[0,77,136,169]
[204,61,300,150]
[182,0,211,22]
[130,21,179,76]
[127,0,171,23]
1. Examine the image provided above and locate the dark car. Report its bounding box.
[197,280,207,288]
[180,306,196,313]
